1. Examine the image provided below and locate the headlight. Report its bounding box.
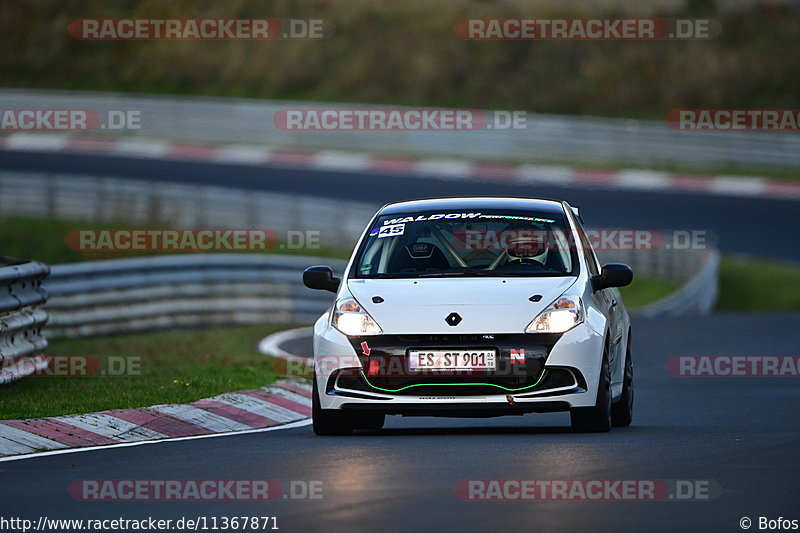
[525,296,583,334]
[332,297,382,336]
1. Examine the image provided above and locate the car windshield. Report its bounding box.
[353,209,577,278]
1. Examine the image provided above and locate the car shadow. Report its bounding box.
[354,425,582,436]
[335,417,658,437]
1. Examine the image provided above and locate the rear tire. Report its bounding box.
[570,348,612,433]
[611,339,634,427]
[312,376,353,436]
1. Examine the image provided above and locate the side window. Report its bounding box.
[573,219,600,276]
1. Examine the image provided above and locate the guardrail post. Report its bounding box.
[0,259,51,385]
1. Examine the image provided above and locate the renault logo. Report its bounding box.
[445,312,462,326]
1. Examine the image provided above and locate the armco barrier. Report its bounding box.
[0,171,377,251]
[637,249,720,317]
[1,89,798,171]
[0,170,717,335]
[0,170,718,284]
[0,259,51,384]
[43,254,347,338]
[42,247,717,340]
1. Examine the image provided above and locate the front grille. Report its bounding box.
[345,333,562,396]
[332,367,580,397]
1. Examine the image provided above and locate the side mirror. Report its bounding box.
[591,263,633,292]
[303,265,340,293]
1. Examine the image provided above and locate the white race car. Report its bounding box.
[303,197,633,435]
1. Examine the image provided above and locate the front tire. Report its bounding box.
[312,375,353,436]
[611,338,634,427]
[570,348,612,433]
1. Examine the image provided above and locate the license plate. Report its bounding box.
[408,349,497,370]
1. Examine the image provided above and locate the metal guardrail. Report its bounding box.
[1,89,798,171]
[0,170,718,332]
[596,243,714,285]
[0,171,377,251]
[42,246,716,341]
[44,254,347,338]
[0,259,50,384]
[0,171,719,284]
[637,250,720,317]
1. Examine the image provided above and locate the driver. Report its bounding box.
[503,227,549,266]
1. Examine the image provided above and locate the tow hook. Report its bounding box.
[506,395,516,406]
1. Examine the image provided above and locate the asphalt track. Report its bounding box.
[2,313,799,532]
[1,150,799,261]
[2,150,799,532]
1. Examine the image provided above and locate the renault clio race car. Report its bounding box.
[303,197,634,435]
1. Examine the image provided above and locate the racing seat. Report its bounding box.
[387,241,451,272]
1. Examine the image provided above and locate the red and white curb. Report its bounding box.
[2,133,799,201]
[0,379,311,461]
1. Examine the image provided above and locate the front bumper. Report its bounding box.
[312,315,605,413]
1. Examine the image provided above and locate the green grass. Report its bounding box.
[620,256,800,311]
[0,217,118,264]
[717,256,800,311]
[0,216,351,264]
[0,324,292,420]
[619,278,679,308]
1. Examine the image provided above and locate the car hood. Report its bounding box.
[346,277,578,334]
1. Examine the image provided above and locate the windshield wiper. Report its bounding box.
[417,270,497,278]
[416,271,466,277]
